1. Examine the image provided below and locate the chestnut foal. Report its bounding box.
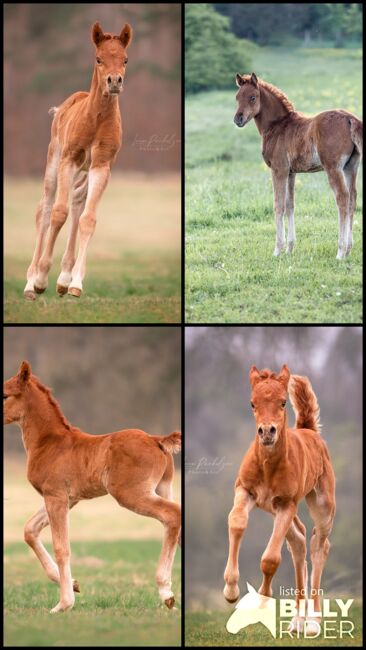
[234,73,363,259]
[24,21,132,300]
[224,365,335,636]
[4,362,181,613]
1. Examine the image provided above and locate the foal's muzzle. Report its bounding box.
[234,113,247,128]
[258,424,277,446]
[107,74,124,95]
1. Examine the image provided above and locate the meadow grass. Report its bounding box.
[185,606,362,647]
[4,173,181,324]
[185,47,362,323]
[5,540,181,647]
[4,460,182,646]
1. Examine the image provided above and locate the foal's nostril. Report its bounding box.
[107,76,112,84]
[118,76,122,84]
[258,427,263,435]
[270,426,276,435]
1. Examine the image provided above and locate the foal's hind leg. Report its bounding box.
[325,167,350,259]
[343,153,360,256]
[112,490,181,608]
[24,142,58,300]
[56,171,88,295]
[286,172,296,254]
[156,455,181,546]
[286,515,307,633]
[305,479,335,636]
[24,502,80,593]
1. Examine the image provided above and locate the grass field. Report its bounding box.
[185,47,362,323]
[185,607,362,647]
[4,459,181,647]
[4,173,181,323]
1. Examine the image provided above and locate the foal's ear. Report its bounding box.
[18,360,32,384]
[277,364,290,389]
[119,23,132,48]
[92,22,106,46]
[249,365,261,387]
[250,72,258,88]
[236,73,245,87]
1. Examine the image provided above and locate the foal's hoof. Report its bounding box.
[224,583,240,603]
[34,285,46,294]
[56,283,68,296]
[305,618,321,636]
[68,287,82,298]
[24,290,37,301]
[165,596,175,609]
[72,579,80,593]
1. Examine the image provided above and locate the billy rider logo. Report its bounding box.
[226,583,355,639]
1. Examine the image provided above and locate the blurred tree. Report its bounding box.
[185,3,256,93]
[214,3,362,46]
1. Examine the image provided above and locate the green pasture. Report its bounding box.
[4,174,181,324]
[185,47,362,323]
[185,607,362,647]
[4,460,181,646]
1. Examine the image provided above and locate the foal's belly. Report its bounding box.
[290,144,323,173]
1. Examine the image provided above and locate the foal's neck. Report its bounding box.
[20,386,71,455]
[254,87,290,135]
[87,67,120,118]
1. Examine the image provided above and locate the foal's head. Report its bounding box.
[3,361,32,424]
[234,73,261,127]
[92,22,133,97]
[249,365,290,448]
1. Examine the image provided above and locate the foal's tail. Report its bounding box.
[289,375,321,434]
[158,431,181,454]
[349,117,363,158]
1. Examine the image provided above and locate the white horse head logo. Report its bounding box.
[226,583,276,637]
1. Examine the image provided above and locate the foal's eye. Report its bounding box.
[282,401,286,407]
[3,394,9,400]
[249,96,256,102]
[96,57,102,65]
[250,401,255,409]
[124,58,128,65]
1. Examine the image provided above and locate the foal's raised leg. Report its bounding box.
[286,515,307,632]
[286,172,296,254]
[224,485,255,602]
[259,501,296,597]
[271,171,288,256]
[24,142,59,300]
[24,502,80,593]
[44,495,75,613]
[305,482,335,636]
[325,167,350,259]
[56,171,88,295]
[35,158,77,292]
[69,164,110,297]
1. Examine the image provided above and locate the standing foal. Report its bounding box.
[224,365,335,636]
[234,73,362,258]
[24,21,132,300]
[4,361,181,613]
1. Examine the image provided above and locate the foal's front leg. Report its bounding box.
[271,171,288,256]
[44,495,75,613]
[68,164,110,297]
[35,158,77,292]
[224,485,255,602]
[286,172,296,254]
[259,501,296,597]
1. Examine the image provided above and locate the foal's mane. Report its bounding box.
[31,375,74,431]
[241,75,295,113]
[255,369,279,381]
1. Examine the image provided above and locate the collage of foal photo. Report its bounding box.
[3,2,363,648]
